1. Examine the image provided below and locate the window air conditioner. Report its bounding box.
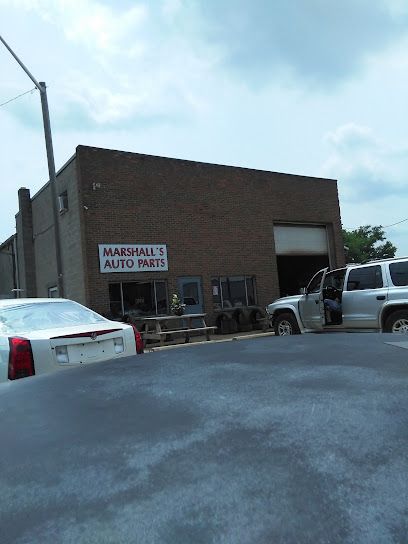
[58,193,68,213]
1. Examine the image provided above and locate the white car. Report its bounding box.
[0,298,144,382]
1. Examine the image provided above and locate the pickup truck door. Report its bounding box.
[299,268,328,330]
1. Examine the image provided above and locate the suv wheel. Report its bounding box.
[384,310,408,334]
[274,313,300,336]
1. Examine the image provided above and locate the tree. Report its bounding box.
[342,225,397,263]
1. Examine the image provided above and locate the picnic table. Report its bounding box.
[135,313,216,347]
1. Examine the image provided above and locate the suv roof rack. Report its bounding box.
[365,256,408,263]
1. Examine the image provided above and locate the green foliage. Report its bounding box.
[170,293,185,313]
[342,225,397,263]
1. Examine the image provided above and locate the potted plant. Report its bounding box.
[170,293,186,316]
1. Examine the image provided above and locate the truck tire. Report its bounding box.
[384,310,408,334]
[274,313,301,336]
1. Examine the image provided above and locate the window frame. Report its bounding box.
[346,265,383,291]
[307,269,326,294]
[58,191,69,214]
[108,279,168,317]
[211,275,257,309]
[389,261,408,287]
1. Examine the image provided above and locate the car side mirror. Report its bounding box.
[299,287,307,295]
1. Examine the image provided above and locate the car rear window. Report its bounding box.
[0,301,106,334]
[389,262,408,286]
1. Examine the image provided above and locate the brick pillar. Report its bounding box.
[16,188,37,297]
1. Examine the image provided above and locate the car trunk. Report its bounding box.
[28,323,132,369]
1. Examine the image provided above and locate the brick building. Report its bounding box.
[1,145,345,326]
[0,235,17,299]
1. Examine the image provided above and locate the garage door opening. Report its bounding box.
[274,224,330,297]
[276,255,329,297]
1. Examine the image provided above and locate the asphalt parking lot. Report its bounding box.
[0,333,407,544]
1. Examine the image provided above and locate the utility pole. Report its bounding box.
[0,35,64,297]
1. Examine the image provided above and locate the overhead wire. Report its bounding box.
[344,217,408,230]
[0,87,37,108]
[382,217,408,228]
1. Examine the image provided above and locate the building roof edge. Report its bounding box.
[75,144,337,183]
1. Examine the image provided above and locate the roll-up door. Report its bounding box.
[274,225,328,255]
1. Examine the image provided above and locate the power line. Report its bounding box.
[0,87,37,108]
[383,217,408,228]
[344,217,408,230]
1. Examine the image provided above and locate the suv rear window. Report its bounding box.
[389,262,408,286]
[346,265,383,291]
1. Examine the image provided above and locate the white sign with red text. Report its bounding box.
[98,244,168,273]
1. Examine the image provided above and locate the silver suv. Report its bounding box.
[266,257,408,336]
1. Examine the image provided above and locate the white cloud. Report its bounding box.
[195,0,408,88]
[387,0,408,17]
[321,123,408,254]
[0,0,219,126]
[162,0,183,18]
[0,0,148,54]
[323,123,408,199]
[62,2,147,54]
[325,123,378,151]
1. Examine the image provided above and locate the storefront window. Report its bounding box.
[155,281,168,314]
[211,278,222,310]
[212,276,257,309]
[108,280,168,318]
[108,284,122,317]
[246,277,256,305]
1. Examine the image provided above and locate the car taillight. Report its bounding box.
[131,325,144,354]
[8,337,35,380]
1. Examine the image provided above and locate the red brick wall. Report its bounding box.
[75,145,344,319]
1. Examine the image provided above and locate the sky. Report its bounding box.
[1,0,408,255]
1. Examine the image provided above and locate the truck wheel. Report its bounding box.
[384,310,408,333]
[274,313,300,336]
